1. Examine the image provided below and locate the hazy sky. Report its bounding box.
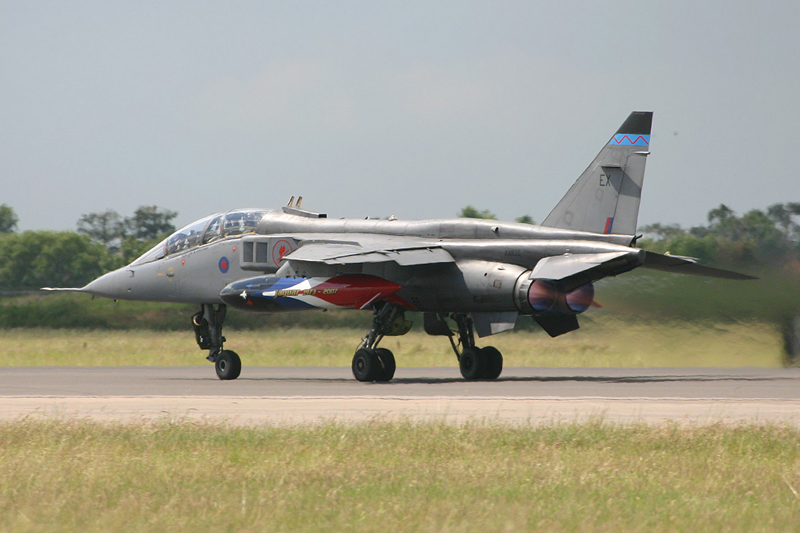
[2,1,798,232]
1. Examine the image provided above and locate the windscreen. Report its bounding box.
[130,214,219,266]
[129,210,267,265]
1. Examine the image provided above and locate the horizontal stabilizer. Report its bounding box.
[530,251,633,280]
[642,251,757,280]
[529,249,644,291]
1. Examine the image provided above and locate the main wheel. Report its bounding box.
[481,346,503,380]
[352,348,380,382]
[215,350,242,380]
[459,346,485,381]
[374,348,396,382]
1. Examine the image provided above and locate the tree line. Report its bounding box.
[0,205,177,290]
[638,203,800,266]
[459,202,800,268]
[0,202,798,291]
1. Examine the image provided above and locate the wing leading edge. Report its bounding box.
[284,241,454,266]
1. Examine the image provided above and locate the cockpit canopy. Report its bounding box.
[131,209,268,266]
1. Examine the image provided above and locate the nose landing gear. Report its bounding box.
[192,304,241,380]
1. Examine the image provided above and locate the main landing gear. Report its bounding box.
[351,302,403,382]
[426,312,503,381]
[192,303,241,380]
[351,305,503,382]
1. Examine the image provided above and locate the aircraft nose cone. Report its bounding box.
[82,268,127,299]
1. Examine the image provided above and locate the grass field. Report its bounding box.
[1,419,799,532]
[2,279,795,531]
[0,321,793,531]
[0,319,785,368]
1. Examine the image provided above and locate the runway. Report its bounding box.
[2,366,800,425]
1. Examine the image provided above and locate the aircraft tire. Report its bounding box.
[352,348,380,382]
[459,346,485,381]
[215,350,242,380]
[374,348,396,382]
[481,346,503,380]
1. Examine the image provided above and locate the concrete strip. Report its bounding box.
[3,396,800,426]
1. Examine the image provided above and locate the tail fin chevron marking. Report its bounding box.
[610,134,650,146]
[542,111,653,236]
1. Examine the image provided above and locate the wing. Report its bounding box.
[283,237,454,266]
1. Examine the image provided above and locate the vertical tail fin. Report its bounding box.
[542,111,652,235]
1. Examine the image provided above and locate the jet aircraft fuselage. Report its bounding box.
[54,112,755,382]
[86,214,638,309]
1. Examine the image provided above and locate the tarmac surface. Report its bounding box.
[2,366,800,425]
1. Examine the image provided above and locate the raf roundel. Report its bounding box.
[218,257,230,273]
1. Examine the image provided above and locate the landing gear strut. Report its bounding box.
[437,313,503,381]
[352,302,400,382]
[192,303,241,380]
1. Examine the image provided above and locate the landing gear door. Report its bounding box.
[240,236,298,272]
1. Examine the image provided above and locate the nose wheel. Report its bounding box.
[215,350,242,380]
[193,304,242,380]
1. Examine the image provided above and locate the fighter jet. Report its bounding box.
[49,111,754,382]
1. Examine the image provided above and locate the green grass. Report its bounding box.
[1,419,800,532]
[0,318,785,368]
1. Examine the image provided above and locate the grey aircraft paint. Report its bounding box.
[46,112,755,383]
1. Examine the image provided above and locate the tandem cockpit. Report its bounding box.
[131,209,269,266]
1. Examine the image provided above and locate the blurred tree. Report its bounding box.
[0,204,18,233]
[640,222,684,241]
[77,210,126,250]
[459,205,496,220]
[515,215,535,224]
[639,202,800,267]
[707,203,735,225]
[0,232,109,289]
[127,206,177,240]
[767,202,800,245]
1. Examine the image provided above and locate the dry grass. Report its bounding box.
[0,319,784,368]
[1,419,799,532]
